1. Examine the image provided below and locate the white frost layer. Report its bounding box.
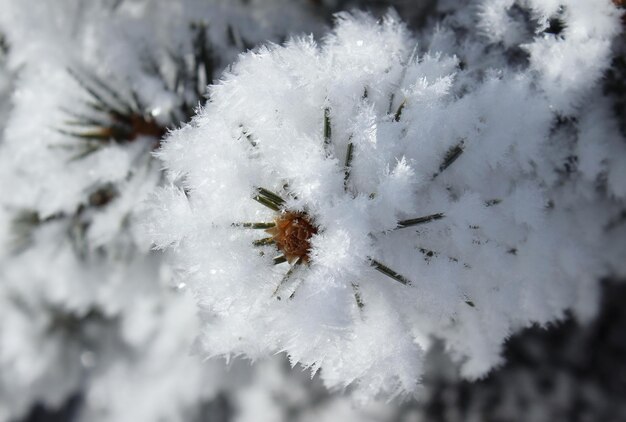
[152,7,626,399]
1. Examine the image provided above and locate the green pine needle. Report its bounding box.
[68,144,104,161]
[273,255,287,265]
[253,237,275,247]
[257,187,285,206]
[74,67,134,113]
[394,98,406,122]
[395,213,444,229]
[433,141,464,178]
[253,187,285,211]
[55,128,111,142]
[253,195,280,211]
[66,68,129,116]
[369,259,412,286]
[323,107,332,146]
[344,142,354,191]
[191,22,215,88]
[235,222,276,229]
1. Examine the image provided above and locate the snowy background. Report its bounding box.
[0,1,624,421]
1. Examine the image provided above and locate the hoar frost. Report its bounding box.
[152,7,626,399]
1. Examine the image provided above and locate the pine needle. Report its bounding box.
[253,237,275,247]
[273,258,300,297]
[394,98,406,122]
[60,107,110,128]
[66,68,129,116]
[433,141,464,178]
[352,282,365,309]
[323,107,332,147]
[273,255,287,265]
[344,142,354,191]
[191,22,215,89]
[234,222,276,229]
[253,195,280,211]
[369,259,412,285]
[257,187,285,206]
[78,67,135,113]
[68,144,104,161]
[395,213,444,229]
[253,187,285,211]
[55,128,112,142]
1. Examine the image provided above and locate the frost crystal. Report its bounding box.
[152,8,626,399]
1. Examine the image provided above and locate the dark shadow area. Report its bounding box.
[19,395,82,422]
[415,280,626,422]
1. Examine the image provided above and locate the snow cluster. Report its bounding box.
[151,3,626,399]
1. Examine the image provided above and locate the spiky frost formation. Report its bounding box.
[151,6,626,399]
[0,0,325,420]
[403,282,626,422]
[229,357,397,422]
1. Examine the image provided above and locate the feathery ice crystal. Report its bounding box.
[151,7,626,399]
